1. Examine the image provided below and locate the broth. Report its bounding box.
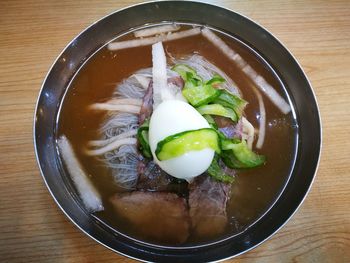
[57,24,298,246]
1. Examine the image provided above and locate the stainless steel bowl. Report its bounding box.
[34,1,321,262]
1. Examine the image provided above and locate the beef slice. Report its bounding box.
[110,191,190,244]
[189,175,231,238]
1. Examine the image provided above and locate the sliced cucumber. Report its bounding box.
[137,119,152,159]
[221,140,265,168]
[182,84,221,107]
[196,104,238,122]
[155,128,220,161]
[207,155,234,183]
[171,64,202,83]
[214,90,247,118]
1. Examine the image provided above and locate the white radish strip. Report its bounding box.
[152,42,170,109]
[105,98,142,106]
[254,89,266,149]
[132,74,150,89]
[201,28,291,114]
[90,103,140,114]
[241,117,255,150]
[88,129,137,147]
[85,137,137,156]
[58,136,104,212]
[108,28,201,51]
[134,24,180,38]
[108,36,161,50]
[242,65,291,114]
[153,27,201,42]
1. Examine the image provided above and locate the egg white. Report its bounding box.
[149,100,214,181]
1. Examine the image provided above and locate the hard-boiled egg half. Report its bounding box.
[149,100,215,182]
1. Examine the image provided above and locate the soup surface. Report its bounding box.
[57,24,298,246]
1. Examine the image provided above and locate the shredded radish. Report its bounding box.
[88,129,137,147]
[241,117,255,149]
[242,65,291,114]
[58,136,104,212]
[254,89,266,149]
[152,42,168,108]
[134,24,180,38]
[105,98,142,106]
[108,28,201,51]
[89,103,140,114]
[85,137,137,156]
[151,42,181,109]
[201,28,291,114]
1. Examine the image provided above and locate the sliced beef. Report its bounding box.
[214,116,243,139]
[189,175,231,238]
[214,115,233,128]
[136,160,189,195]
[110,191,190,243]
[168,75,184,88]
[139,81,153,124]
[136,160,172,191]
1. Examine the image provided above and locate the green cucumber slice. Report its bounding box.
[221,140,265,168]
[182,84,221,107]
[207,155,234,183]
[155,128,220,161]
[137,119,152,159]
[196,104,238,122]
[213,90,247,118]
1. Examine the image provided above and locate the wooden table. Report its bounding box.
[1,0,349,262]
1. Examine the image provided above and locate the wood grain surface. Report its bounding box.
[0,0,349,262]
